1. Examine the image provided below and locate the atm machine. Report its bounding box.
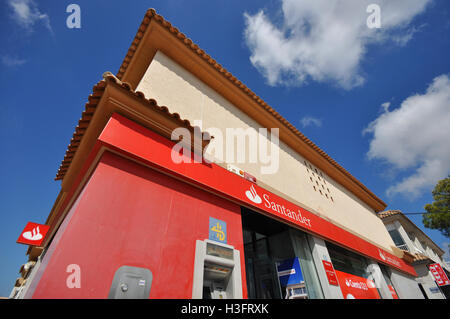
[192,239,243,299]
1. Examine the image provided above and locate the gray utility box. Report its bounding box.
[108,265,153,299]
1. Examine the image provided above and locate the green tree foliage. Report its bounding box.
[423,176,450,237]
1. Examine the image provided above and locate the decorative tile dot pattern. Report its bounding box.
[305,160,334,203]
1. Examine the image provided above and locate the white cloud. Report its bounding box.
[300,116,322,128]
[1,55,27,67]
[380,102,391,113]
[391,23,427,47]
[8,0,52,33]
[364,74,450,198]
[243,0,431,89]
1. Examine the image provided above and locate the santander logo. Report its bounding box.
[245,184,262,204]
[378,248,401,267]
[22,226,43,241]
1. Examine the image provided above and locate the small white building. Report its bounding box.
[379,210,449,299]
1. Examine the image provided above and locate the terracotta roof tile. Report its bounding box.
[116,8,386,209]
[413,253,432,262]
[378,210,402,219]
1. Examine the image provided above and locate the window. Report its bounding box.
[379,264,399,299]
[326,242,370,278]
[388,229,408,251]
[379,264,392,285]
[421,242,428,252]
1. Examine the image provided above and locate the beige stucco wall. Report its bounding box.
[136,51,396,252]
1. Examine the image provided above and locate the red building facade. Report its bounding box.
[11,9,424,299]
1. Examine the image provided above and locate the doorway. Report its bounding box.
[241,207,323,299]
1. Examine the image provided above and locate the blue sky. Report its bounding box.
[0,1,449,297]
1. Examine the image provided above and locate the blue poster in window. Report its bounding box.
[277,258,304,286]
[277,257,308,299]
[209,217,227,244]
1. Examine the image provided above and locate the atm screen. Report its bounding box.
[206,243,233,260]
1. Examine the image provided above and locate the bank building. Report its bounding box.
[10,9,430,299]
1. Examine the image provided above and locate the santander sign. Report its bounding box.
[240,182,412,276]
[244,184,312,228]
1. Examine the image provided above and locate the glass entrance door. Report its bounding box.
[241,207,323,299]
[243,228,283,299]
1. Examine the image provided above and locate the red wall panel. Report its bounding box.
[32,151,246,298]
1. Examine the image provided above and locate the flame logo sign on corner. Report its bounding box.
[22,226,43,241]
[245,184,262,204]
